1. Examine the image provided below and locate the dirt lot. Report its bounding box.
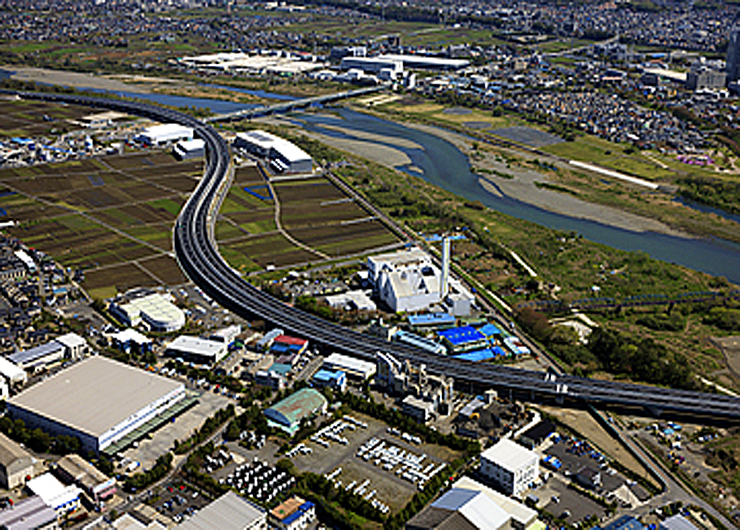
[540,406,659,490]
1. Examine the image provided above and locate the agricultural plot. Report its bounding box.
[0,99,93,137]
[0,150,201,297]
[216,174,402,272]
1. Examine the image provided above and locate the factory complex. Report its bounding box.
[367,245,474,315]
[7,356,186,454]
[179,51,326,76]
[234,130,313,174]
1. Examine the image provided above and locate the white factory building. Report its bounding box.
[7,357,186,454]
[179,51,325,76]
[135,123,194,147]
[165,335,228,365]
[479,439,539,497]
[367,245,474,315]
[234,130,313,174]
[173,138,205,160]
[322,353,376,381]
[340,56,403,75]
[110,292,185,333]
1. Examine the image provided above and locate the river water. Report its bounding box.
[4,74,740,283]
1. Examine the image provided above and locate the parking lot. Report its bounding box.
[286,412,459,513]
[150,482,211,524]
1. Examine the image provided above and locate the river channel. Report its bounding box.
[5,76,740,284]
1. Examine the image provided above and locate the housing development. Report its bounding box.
[0,0,738,529]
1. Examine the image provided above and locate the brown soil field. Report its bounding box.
[281,201,368,228]
[149,176,198,193]
[139,255,188,285]
[291,220,395,248]
[274,181,346,202]
[83,263,159,292]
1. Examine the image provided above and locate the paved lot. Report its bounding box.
[536,475,609,523]
[120,390,233,469]
[546,441,626,493]
[148,482,211,524]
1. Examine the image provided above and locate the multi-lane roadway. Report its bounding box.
[10,90,740,422]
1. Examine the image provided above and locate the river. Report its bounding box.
[4,75,740,284]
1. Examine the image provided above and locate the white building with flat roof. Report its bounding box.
[234,131,313,174]
[177,491,266,530]
[480,439,539,497]
[165,336,228,365]
[323,353,376,380]
[7,356,185,454]
[0,355,27,386]
[136,124,193,147]
[26,473,81,513]
[340,56,403,74]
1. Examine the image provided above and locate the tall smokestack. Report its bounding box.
[441,236,450,298]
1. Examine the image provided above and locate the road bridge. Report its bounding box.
[205,86,384,123]
[9,89,740,422]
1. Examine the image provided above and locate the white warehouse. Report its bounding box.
[479,439,539,497]
[7,356,186,454]
[234,130,313,174]
[136,123,194,147]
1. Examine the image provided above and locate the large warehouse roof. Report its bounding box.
[8,356,183,438]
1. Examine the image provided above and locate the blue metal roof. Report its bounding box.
[454,349,495,362]
[437,326,485,346]
[313,369,344,383]
[9,341,64,365]
[602,515,645,530]
[281,501,315,525]
[407,312,456,326]
[478,323,502,336]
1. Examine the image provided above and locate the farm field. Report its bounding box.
[0,99,95,137]
[0,149,201,298]
[216,171,403,273]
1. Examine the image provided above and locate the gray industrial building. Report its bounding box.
[7,357,185,454]
[687,58,726,91]
[0,431,37,489]
[177,491,266,530]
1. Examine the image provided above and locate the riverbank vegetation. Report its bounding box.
[369,96,740,245]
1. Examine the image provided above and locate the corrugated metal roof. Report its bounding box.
[264,388,327,427]
[177,491,265,530]
[438,326,486,346]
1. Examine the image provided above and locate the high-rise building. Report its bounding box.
[726,20,740,82]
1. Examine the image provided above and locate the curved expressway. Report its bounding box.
[13,90,740,421]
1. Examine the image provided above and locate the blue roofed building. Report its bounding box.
[312,369,347,392]
[455,346,506,363]
[394,330,447,356]
[595,515,645,530]
[270,496,316,530]
[408,312,457,331]
[478,323,502,340]
[438,326,487,354]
